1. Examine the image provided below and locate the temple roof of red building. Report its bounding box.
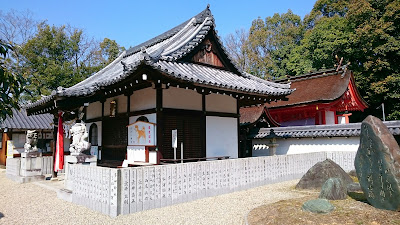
[268,66,367,109]
[239,105,264,125]
[239,105,280,126]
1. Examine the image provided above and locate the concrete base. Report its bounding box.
[57,188,73,202]
[6,173,45,183]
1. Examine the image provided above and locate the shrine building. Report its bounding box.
[240,66,368,128]
[25,6,293,164]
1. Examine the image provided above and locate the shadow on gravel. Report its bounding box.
[0,212,4,219]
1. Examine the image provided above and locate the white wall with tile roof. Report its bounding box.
[163,87,202,111]
[252,136,359,156]
[130,88,156,112]
[86,101,102,120]
[206,93,236,114]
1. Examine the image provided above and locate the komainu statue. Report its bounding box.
[69,122,91,155]
[24,130,39,153]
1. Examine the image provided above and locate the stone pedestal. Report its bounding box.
[6,154,45,183]
[65,154,97,190]
[20,155,43,177]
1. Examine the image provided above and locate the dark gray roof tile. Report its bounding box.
[1,108,53,130]
[253,120,400,139]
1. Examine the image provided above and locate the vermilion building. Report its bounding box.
[240,66,368,128]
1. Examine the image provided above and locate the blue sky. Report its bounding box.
[3,0,316,49]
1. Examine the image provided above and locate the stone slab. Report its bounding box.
[21,152,42,158]
[20,156,43,177]
[6,173,45,183]
[355,115,400,211]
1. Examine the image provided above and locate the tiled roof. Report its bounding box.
[268,67,352,108]
[239,105,265,124]
[25,5,293,111]
[153,61,292,96]
[0,108,53,130]
[252,120,400,139]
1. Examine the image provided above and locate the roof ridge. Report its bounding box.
[124,6,213,58]
[273,66,346,83]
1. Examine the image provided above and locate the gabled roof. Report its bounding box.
[239,106,280,127]
[26,5,293,113]
[268,66,367,110]
[0,108,53,130]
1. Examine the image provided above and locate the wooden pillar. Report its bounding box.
[321,111,326,125]
[52,113,58,178]
[100,99,105,160]
[236,99,240,158]
[156,86,163,155]
[0,131,11,166]
[201,94,206,158]
[126,93,131,116]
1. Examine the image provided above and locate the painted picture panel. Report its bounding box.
[127,121,155,146]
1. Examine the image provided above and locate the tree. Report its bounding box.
[243,10,305,79]
[19,23,123,101]
[346,0,400,120]
[224,28,249,72]
[0,40,25,121]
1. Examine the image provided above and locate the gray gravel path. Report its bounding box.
[0,169,305,225]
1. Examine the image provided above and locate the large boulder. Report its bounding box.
[355,115,400,211]
[302,199,335,214]
[296,159,353,190]
[319,178,347,200]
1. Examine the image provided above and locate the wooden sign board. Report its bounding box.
[7,140,14,158]
[127,121,156,146]
[172,129,177,148]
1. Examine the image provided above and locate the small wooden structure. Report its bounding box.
[0,108,53,165]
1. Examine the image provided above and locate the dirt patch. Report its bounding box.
[247,190,400,225]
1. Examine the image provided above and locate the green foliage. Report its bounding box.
[18,23,125,102]
[245,10,305,79]
[20,23,83,99]
[98,38,125,65]
[0,40,25,121]
[228,0,400,120]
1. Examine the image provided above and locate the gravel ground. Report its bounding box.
[0,169,305,225]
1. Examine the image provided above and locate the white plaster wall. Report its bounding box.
[281,118,315,127]
[206,94,237,113]
[130,88,156,112]
[325,111,335,124]
[85,121,102,146]
[86,101,102,120]
[252,136,359,156]
[163,87,202,111]
[104,94,128,116]
[206,116,238,158]
[338,116,346,124]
